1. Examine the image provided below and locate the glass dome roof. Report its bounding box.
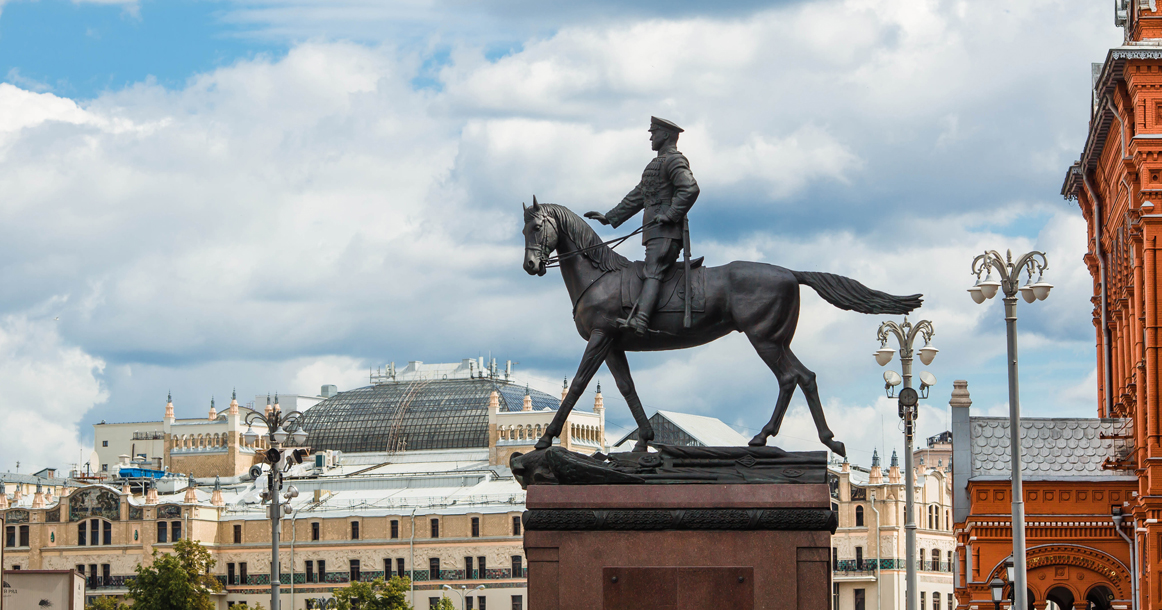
[298,378,561,453]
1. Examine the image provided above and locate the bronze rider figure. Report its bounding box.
[585,116,699,336]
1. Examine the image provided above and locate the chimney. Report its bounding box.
[889,450,901,483]
[208,397,217,420]
[229,389,239,415]
[32,482,45,508]
[522,385,532,412]
[951,380,973,525]
[211,476,224,507]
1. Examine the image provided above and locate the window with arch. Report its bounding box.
[945,510,950,531]
[855,505,864,527]
[77,519,112,546]
[934,505,940,530]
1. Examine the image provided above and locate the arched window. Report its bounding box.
[945,509,950,530]
[933,505,939,530]
[855,505,864,527]
[78,519,112,546]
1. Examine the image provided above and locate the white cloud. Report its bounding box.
[0,315,107,470]
[0,0,1124,461]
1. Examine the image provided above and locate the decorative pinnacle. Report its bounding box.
[214,475,221,491]
[891,450,899,468]
[232,388,236,400]
[267,394,271,405]
[871,449,880,468]
[525,384,530,395]
[596,381,602,393]
[168,390,172,402]
[563,377,567,389]
[211,397,215,409]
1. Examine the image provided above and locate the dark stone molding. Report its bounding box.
[523,508,837,533]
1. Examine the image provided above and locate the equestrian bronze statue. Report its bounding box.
[521,119,922,457]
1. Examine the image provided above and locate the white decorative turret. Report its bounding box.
[593,382,604,414]
[184,475,198,504]
[211,476,224,507]
[522,385,532,412]
[32,482,45,508]
[561,378,568,401]
[869,449,883,484]
[265,394,273,416]
[165,391,175,420]
[0,482,8,509]
[889,449,901,484]
[489,390,500,414]
[208,397,217,420]
[229,389,239,415]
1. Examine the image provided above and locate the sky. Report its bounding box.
[0,0,1124,473]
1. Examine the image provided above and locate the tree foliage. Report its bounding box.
[126,538,223,610]
[85,597,129,610]
[433,597,455,610]
[332,576,414,610]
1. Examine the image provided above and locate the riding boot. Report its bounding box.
[626,278,662,337]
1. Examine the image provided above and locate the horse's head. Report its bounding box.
[522,196,557,276]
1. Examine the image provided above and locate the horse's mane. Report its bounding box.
[541,203,631,272]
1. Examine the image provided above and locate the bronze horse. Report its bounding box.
[522,199,922,455]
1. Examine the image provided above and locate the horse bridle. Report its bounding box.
[527,211,651,270]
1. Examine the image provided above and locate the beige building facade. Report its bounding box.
[831,444,956,610]
[5,363,607,610]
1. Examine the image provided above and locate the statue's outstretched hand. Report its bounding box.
[584,211,610,225]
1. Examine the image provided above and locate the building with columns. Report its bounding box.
[830,446,955,610]
[3,358,607,609]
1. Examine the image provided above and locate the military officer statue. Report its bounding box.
[586,116,700,336]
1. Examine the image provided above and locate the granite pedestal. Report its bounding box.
[522,483,835,610]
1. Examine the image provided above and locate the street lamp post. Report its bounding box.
[967,249,1052,610]
[442,584,486,610]
[244,397,310,610]
[875,317,937,610]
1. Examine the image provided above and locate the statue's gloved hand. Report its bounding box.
[584,211,610,225]
[655,210,677,225]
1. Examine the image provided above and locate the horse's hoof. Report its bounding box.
[748,435,767,447]
[824,439,846,457]
[534,438,551,450]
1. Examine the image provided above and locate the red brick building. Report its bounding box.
[1060,3,1162,609]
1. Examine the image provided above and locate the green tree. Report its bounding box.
[332,576,413,610]
[433,597,455,610]
[127,538,223,610]
[85,597,129,610]
[229,604,266,610]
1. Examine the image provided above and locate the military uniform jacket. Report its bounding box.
[605,148,699,243]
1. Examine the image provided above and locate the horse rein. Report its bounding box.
[541,219,657,269]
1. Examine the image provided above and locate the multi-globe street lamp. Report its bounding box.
[967,249,1052,610]
[443,584,486,610]
[874,317,938,610]
[243,396,310,610]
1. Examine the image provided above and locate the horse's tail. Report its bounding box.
[792,270,922,315]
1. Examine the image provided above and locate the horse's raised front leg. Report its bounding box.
[604,347,652,452]
[536,329,616,450]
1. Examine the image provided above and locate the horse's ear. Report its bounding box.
[532,195,540,211]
